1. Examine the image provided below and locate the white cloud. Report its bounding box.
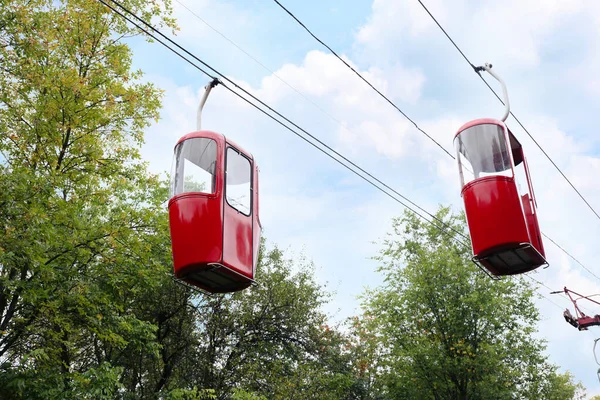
[469,0,583,68]
[338,118,414,159]
[356,0,452,45]
[378,64,426,104]
[356,0,587,69]
[257,50,425,105]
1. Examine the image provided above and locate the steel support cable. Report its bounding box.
[528,274,569,305]
[525,274,575,311]
[272,0,600,284]
[179,0,597,288]
[102,0,598,295]
[99,0,471,244]
[541,233,600,281]
[97,0,469,247]
[415,0,600,222]
[89,3,592,318]
[540,293,568,310]
[271,0,455,159]
[173,0,361,148]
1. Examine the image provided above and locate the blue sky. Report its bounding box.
[129,0,600,394]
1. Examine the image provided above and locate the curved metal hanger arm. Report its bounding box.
[475,63,510,122]
[197,78,220,130]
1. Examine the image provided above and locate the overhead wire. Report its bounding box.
[537,291,567,311]
[270,0,455,159]
[98,1,600,337]
[541,233,600,282]
[271,0,600,285]
[97,0,469,246]
[414,0,600,222]
[172,0,361,146]
[103,0,600,319]
[525,274,572,310]
[523,274,600,319]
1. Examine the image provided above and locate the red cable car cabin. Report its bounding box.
[454,118,546,276]
[168,130,261,293]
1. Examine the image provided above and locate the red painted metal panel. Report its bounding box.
[576,316,600,330]
[169,194,224,277]
[175,130,225,146]
[462,176,530,257]
[521,193,544,257]
[520,153,546,258]
[222,208,253,278]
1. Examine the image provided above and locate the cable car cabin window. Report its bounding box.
[226,147,251,216]
[170,138,217,196]
[455,124,513,186]
[513,150,529,197]
[512,146,536,215]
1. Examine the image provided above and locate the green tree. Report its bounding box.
[357,207,583,399]
[163,242,360,400]
[0,0,361,398]
[538,370,586,400]
[345,314,386,400]
[107,237,361,399]
[0,0,176,397]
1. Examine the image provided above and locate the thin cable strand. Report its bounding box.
[173,0,361,145]
[100,0,470,244]
[415,0,600,222]
[525,274,573,311]
[272,0,600,284]
[98,0,468,245]
[541,233,600,281]
[271,0,455,159]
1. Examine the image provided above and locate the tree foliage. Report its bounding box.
[162,242,360,400]
[356,207,584,399]
[0,0,176,397]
